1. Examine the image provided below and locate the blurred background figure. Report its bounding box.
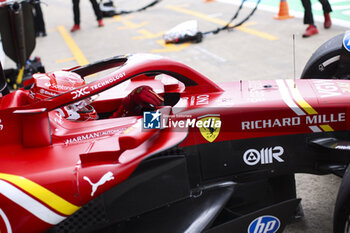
[31,1,47,37]
[301,0,332,38]
[71,0,104,32]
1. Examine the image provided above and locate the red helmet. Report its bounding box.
[29,71,98,121]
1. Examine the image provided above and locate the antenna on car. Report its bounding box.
[0,61,10,96]
[293,34,296,88]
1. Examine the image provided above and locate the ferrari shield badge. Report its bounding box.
[197,115,221,143]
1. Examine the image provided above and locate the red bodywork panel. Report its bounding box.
[0,54,349,232]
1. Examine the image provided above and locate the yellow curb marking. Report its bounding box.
[55,57,75,64]
[57,26,97,78]
[113,15,133,21]
[57,25,89,66]
[132,29,165,40]
[151,40,190,53]
[118,20,148,30]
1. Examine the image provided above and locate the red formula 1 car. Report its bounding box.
[1,32,350,233]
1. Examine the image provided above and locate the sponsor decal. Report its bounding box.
[45,83,75,91]
[242,117,300,130]
[336,82,350,93]
[83,171,115,196]
[344,32,350,52]
[243,146,284,166]
[64,129,122,144]
[313,80,341,98]
[190,94,209,106]
[305,113,345,124]
[0,119,3,131]
[285,79,342,132]
[182,94,209,106]
[71,87,90,99]
[90,72,126,91]
[248,215,280,233]
[241,113,345,130]
[274,79,343,133]
[143,110,162,129]
[39,88,58,97]
[197,114,221,143]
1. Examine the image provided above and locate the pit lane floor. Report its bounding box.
[2,0,349,232]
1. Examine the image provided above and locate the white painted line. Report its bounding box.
[195,46,227,63]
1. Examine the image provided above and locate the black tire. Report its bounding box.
[301,33,346,79]
[334,165,350,233]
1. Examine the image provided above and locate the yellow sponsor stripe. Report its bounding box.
[166,5,278,41]
[57,26,89,66]
[319,125,334,132]
[0,173,80,216]
[285,80,336,132]
[285,79,318,115]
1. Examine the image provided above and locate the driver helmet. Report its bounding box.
[29,71,97,121]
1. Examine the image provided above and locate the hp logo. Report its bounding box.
[344,32,350,52]
[248,215,280,233]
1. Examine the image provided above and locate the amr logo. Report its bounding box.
[83,171,115,196]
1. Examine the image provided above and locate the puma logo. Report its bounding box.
[83,171,115,196]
